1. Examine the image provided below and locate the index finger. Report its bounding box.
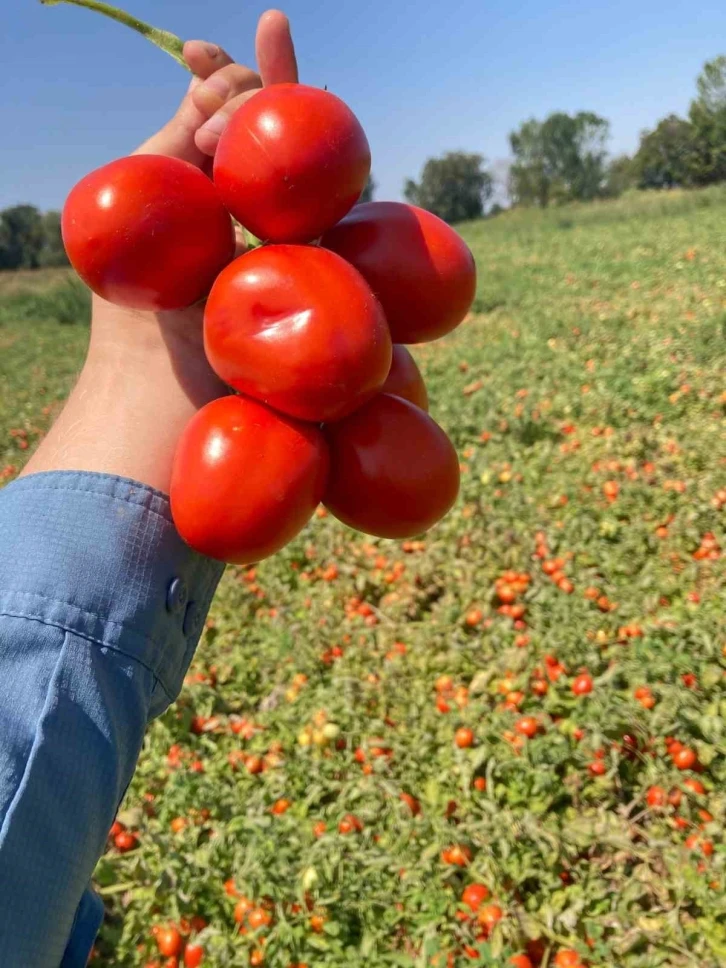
[183,40,237,80]
[255,10,299,86]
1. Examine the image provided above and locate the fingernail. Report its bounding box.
[205,43,220,58]
[200,111,228,138]
[201,74,230,99]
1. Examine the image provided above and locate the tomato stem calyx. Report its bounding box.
[40,0,189,71]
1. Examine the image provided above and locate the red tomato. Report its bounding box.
[571,673,593,696]
[381,345,429,410]
[646,785,667,808]
[461,883,490,913]
[321,201,476,343]
[514,716,539,739]
[204,245,391,422]
[525,939,546,965]
[399,792,421,816]
[455,727,475,748]
[477,903,503,932]
[553,951,583,968]
[156,927,183,958]
[114,830,138,852]
[62,155,234,311]
[109,820,125,838]
[684,778,706,796]
[323,394,459,538]
[443,844,472,866]
[234,898,254,923]
[171,395,329,563]
[309,914,326,933]
[673,747,698,770]
[184,945,204,968]
[510,956,534,968]
[338,813,363,834]
[214,84,370,244]
[248,908,272,930]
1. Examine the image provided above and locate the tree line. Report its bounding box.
[2,54,726,270]
[403,54,726,223]
[0,206,67,271]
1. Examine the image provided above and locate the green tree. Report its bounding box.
[603,154,635,196]
[688,56,726,185]
[632,115,695,189]
[509,112,610,206]
[38,211,69,267]
[358,175,376,204]
[508,119,549,207]
[404,152,493,223]
[0,205,45,270]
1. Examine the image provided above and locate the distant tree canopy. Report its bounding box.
[0,205,68,270]
[688,56,726,185]
[358,175,376,204]
[508,112,610,207]
[404,152,493,223]
[632,57,726,190]
[603,154,635,197]
[40,211,68,268]
[632,115,695,189]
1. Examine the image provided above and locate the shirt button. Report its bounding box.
[166,577,188,615]
[183,601,203,638]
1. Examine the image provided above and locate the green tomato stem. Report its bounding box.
[39,0,190,71]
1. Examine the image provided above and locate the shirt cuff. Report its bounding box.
[0,471,224,713]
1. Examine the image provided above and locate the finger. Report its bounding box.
[183,40,235,80]
[256,9,298,86]
[135,40,238,164]
[195,88,259,156]
[191,63,261,119]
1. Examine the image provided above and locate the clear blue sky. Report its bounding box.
[2,0,725,211]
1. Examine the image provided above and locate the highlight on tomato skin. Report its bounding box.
[214,83,371,244]
[382,345,429,410]
[321,201,477,344]
[62,155,235,311]
[170,395,329,564]
[204,245,392,423]
[322,393,460,539]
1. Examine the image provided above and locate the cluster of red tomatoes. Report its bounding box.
[453,884,588,967]
[146,919,206,968]
[62,83,475,562]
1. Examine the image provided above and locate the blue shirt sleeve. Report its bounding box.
[0,471,224,968]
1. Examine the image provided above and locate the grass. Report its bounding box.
[1,186,725,968]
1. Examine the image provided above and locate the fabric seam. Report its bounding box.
[0,589,177,656]
[7,482,175,526]
[0,609,172,703]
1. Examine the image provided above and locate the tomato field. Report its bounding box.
[1,186,725,967]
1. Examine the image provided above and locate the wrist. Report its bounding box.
[21,298,228,494]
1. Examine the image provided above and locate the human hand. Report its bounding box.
[23,11,298,494]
